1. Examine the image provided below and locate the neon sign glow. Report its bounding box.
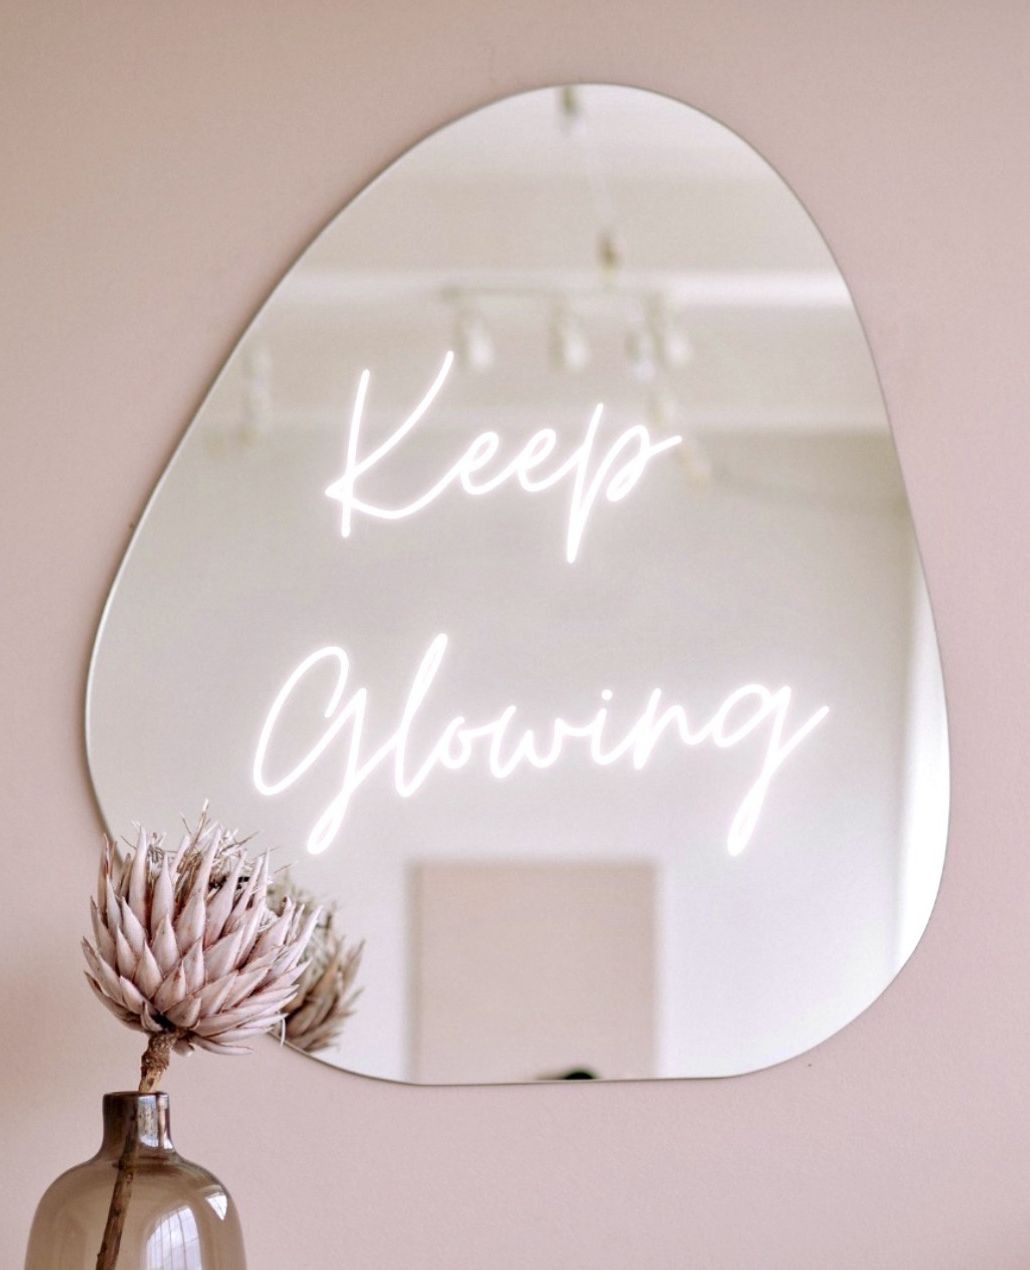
[253,634,829,859]
[324,351,684,564]
[255,354,831,858]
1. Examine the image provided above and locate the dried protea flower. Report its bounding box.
[82,810,320,1270]
[83,810,321,1083]
[269,878,363,1054]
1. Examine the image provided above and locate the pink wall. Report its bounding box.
[3,2,1029,1265]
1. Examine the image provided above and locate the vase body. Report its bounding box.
[25,1092,246,1269]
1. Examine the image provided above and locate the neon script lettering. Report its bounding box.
[253,635,829,858]
[324,352,683,563]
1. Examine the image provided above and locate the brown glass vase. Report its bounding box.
[25,1092,246,1269]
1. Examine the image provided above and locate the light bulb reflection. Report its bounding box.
[453,307,495,373]
[549,302,591,372]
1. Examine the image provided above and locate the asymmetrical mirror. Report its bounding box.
[87,85,949,1083]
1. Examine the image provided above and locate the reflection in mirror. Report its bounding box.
[87,85,948,1083]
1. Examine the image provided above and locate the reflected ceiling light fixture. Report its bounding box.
[628,295,695,382]
[648,295,694,369]
[555,85,623,283]
[557,84,586,135]
[626,320,659,383]
[549,301,591,373]
[596,226,624,280]
[439,285,697,385]
[647,385,712,486]
[452,305,495,373]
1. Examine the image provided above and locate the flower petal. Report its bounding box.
[186,830,220,910]
[236,897,269,965]
[204,924,245,982]
[249,905,292,963]
[81,937,103,980]
[152,915,179,976]
[89,898,116,966]
[175,888,206,955]
[114,927,137,980]
[119,898,146,958]
[197,972,236,1019]
[85,973,140,1030]
[218,965,268,1011]
[183,939,205,995]
[118,975,147,1015]
[104,877,122,936]
[192,1036,253,1055]
[165,993,203,1031]
[225,854,265,934]
[150,854,174,938]
[154,963,187,1014]
[136,943,163,999]
[90,949,126,1004]
[203,856,242,948]
[97,841,112,912]
[128,827,149,928]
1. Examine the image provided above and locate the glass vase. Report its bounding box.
[25,1091,246,1269]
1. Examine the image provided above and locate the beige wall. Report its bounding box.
[2,2,1028,1266]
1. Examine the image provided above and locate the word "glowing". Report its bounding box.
[324,352,682,563]
[253,635,830,858]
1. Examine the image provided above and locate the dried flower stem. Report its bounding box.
[139,1030,179,1093]
[95,1032,183,1270]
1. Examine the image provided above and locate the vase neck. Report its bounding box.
[98,1092,176,1158]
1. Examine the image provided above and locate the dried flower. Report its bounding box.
[269,880,363,1053]
[84,809,320,1270]
[83,811,321,1067]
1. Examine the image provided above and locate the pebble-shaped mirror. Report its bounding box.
[87,85,949,1083]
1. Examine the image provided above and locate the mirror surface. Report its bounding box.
[87,85,949,1083]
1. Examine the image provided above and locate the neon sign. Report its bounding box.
[254,634,829,859]
[256,355,830,857]
[324,352,683,564]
